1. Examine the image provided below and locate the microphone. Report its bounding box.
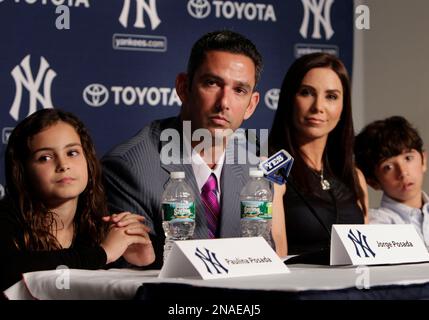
[259,149,294,185]
[259,150,331,265]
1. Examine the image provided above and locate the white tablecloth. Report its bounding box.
[5,263,429,300]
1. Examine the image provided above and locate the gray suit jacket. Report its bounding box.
[101,117,254,268]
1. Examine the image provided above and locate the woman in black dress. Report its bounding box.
[269,53,368,256]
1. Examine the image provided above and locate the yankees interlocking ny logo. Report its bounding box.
[119,0,161,29]
[10,55,56,121]
[348,229,376,258]
[300,0,335,40]
[195,247,229,274]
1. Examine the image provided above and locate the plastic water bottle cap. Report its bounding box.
[249,168,264,178]
[171,171,185,179]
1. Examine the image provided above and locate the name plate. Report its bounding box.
[159,237,289,279]
[331,224,429,265]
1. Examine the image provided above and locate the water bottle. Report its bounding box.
[240,168,274,248]
[162,171,196,263]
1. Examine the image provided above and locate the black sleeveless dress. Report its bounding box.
[284,168,364,255]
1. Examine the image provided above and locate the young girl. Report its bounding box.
[0,109,155,292]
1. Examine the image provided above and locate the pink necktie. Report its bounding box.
[201,174,220,238]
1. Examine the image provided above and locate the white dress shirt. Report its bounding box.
[369,192,429,250]
[191,149,225,202]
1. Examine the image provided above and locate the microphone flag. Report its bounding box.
[259,149,294,185]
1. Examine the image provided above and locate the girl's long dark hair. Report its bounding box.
[268,53,365,211]
[5,109,108,250]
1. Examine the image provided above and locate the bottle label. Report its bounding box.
[240,201,272,220]
[162,202,195,222]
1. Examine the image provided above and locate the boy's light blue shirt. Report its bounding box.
[369,192,429,250]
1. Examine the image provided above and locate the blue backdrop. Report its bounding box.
[0,0,353,197]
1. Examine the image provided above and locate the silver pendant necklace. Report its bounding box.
[319,168,331,191]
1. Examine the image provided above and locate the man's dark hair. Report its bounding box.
[355,116,424,182]
[186,30,263,89]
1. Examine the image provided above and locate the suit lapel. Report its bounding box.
[219,139,248,237]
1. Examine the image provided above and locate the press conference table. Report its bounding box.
[5,262,429,300]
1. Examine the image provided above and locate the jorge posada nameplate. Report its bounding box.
[330,224,429,266]
[159,237,289,279]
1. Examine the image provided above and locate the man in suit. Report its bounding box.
[101,30,262,268]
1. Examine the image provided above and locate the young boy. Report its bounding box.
[354,116,429,249]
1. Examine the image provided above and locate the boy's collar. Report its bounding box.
[381,191,429,214]
[422,191,429,206]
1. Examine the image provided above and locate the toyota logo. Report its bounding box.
[187,0,211,19]
[83,84,109,107]
[264,88,279,110]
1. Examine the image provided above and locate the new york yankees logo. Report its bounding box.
[119,0,161,29]
[300,0,335,40]
[10,54,56,121]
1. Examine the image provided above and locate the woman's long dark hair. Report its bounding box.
[5,109,108,250]
[268,53,365,211]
